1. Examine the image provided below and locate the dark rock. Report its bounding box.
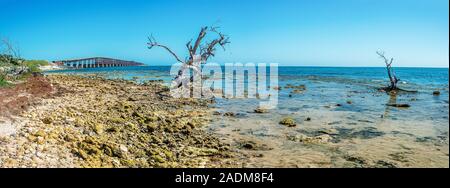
[344,155,368,168]
[127,96,138,101]
[375,160,397,168]
[42,117,52,124]
[255,153,264,158]
[327,121,341,125]
[317,128,338,135]
[386,103,410,108]
[224,112,236,117]
[237,140,272,151]
[357,119,373,123]
[329,127,385,142]
[254,108,269,114]
[242,143,254,150]
[433,91,441,96]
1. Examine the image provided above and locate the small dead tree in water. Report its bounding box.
[147,26,230,89]
[376,51,400,92]
[376,51,417,94]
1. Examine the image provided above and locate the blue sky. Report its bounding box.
[0,0,448,67]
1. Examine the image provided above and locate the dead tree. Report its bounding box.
[376,51,418,94]
[0,38,22,66]
[1,38,27,81]
[376,51,400,92]
[147,26,230,89]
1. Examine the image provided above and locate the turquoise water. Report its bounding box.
[46,66,449,167]
[45,65,449,88]
[46,66,449,114]
[46,66,449,123]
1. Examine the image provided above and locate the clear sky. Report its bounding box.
[0,0,448,67]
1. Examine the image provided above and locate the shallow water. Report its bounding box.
[46,66,449,167]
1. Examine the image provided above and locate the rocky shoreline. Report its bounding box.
[0,75,239,167]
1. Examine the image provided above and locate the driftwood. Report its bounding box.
[148,26,230,89]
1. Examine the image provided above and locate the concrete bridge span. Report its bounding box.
[53,57,144,69]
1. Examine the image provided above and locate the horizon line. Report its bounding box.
[139,64,449,69]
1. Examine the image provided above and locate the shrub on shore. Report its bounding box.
[0,58,48,87]
[24,60,49,73]
[0,77,8,87]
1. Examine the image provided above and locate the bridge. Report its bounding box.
[53,57,144,68]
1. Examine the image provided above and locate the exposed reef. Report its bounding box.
[0,75,238,167]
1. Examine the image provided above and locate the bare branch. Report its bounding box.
[1,38,22,66]
[377,50,399,91]
[191,27,209,55]
[147,35,184,64]
[147,26,230,89]
[186,39,194,58]
[199,27,230,62]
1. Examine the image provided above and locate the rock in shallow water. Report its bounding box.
[254,107,269,113]
[279,117,297,127]
[386,103,411,108]
[287,134,333,144]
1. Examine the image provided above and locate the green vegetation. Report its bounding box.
[1,56,49,87]
[0,77,9,87]
[24,60,49,73]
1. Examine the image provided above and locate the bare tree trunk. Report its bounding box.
[376,51,399,91]
[148,26,229,91]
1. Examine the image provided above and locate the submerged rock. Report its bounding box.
[284,84,306,90]
[287,134,332,144]
[237,140,272,151]
[224,112,236,117]
[254,107,269,114]
[386,103,411,108]
[242,143,255,150]
[317,128,338,135]
[285,84,306,95]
